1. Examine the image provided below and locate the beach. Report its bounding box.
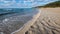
[25,8,60,34]
[13,8,60,34]
[0,8,60,34]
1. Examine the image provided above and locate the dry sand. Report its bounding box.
[14,8,60,34]
[25,8,60,34]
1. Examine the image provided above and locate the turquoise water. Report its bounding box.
[0,8,38,15]
[0,8,38,19]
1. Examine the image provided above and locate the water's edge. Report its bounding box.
[11,8,41,34]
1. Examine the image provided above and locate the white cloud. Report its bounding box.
[0,0,58,8]
[0,0,17,6]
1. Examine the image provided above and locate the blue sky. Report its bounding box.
[0,0,58,8]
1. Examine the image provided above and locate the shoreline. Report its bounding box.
[11,8,41,34]
[11,7,60,34]
[25,7,60,34]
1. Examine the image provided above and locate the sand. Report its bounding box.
[14,8,60,34]
[25,8,60,34]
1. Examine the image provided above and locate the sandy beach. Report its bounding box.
[25,8,60,34]
[13,7,60,34]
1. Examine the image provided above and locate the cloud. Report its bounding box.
[0,0,58,8]
[0,0,17,7]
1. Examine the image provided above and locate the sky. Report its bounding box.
[0,0,58,8]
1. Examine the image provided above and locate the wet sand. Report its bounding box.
[25,8,60,34]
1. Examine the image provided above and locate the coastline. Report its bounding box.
[12,7,60,34]
[11,8,41,34]
[10,7,60,34]
[25,7,60,34]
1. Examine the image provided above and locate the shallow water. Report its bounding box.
[0,8,39,34]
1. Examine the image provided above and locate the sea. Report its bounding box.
[0,8,39,34]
